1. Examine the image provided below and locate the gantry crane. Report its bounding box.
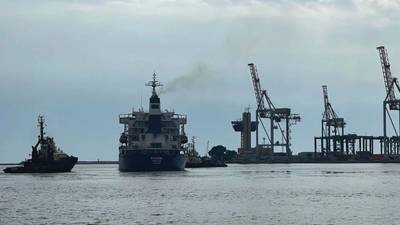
[320,85,346,156]
[248,63,300,155]
[377,46,400,154]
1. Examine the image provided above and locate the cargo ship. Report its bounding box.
[3,116,78,173]
[118,73,188,171]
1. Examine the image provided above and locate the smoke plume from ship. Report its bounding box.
[159,63,213,95]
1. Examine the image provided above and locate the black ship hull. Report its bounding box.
[185,161,227,168]
[119,150,187,172]
[3,156,78,173]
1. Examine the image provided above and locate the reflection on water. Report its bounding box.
[1,163,400,225]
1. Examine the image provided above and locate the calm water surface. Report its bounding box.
[1,163,400,225]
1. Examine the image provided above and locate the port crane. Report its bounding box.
[312,46,400,159]
[320,85,346,155]
[377,46,400,154]
[248,63,300,155]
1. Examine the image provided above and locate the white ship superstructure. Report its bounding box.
[118,73,188,171]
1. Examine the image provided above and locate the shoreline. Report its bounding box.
[3,160,400,166]
[0,161,119,166]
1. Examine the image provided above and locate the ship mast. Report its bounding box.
[146,73,163,115]
[32,115,47,161]
[38,115,46,143]
[146,73,163,96]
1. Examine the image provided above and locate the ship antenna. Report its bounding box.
[38,115,46,142]
[146,73,163,96]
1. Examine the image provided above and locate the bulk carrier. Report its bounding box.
[118,74,188,171]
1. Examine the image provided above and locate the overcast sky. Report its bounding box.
[1,0,400,162]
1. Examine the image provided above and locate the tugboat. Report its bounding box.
[3,116,78,173]
[118,73,188,171]
[185,137,228,168]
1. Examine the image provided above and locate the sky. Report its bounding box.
[1,0,400,162]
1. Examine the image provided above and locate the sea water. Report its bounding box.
[1,163,400,225]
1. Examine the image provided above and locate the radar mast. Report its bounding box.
[146,73,163,96]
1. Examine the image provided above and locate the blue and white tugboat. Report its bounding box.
[118,73,188,171]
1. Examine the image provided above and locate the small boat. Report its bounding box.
[3,115,78,173]
[185,137,227,168]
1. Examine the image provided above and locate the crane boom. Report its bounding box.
[377,46,399,110]
[246,62,301,155]
[321,84,345,138]
[248,63,265,111]
[322,85,340,120]
[323,85,329,110]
